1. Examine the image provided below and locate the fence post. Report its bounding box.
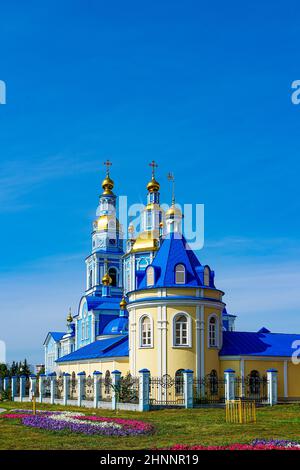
[0,376,2,392]
[267,369,278,406]
[29,374,37,400]
[224,369,236,401]
[63,373,70,406]
[11,376,17,401]
[183,369,194,409]
[19,375,26,402]
[39,374,45,403]
[111,370,121,411]
[49,372,56,405]
[138,369,150,412]
[77,372,86,407]
[93,371,102,408]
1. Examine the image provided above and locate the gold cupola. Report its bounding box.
[67,307,73,323]
[102,272,112,286]
[120,296,127,310]
[147,160,160,193]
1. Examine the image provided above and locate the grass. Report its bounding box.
[0,401,300,450]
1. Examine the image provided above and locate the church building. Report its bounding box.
[44,162,300,401]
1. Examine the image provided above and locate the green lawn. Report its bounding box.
[0,401,300,450]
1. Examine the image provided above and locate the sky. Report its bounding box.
[0,0,300,366]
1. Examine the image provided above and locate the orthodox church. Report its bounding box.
[44,162,300,400]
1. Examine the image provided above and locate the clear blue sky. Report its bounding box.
[1,1,300,365]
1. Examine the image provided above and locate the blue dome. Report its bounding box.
[103,317,128,335]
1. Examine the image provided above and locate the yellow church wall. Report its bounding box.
[287,363,300,397]
[133,307,160,376]
[57,359,129,377]
[244,359,284,397]
[132,290,158,300]
[203,289,222,300]
[220,360,241,375]
[166,288,196,297]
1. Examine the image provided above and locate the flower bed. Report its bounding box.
[0,410,154,436]
[166,440,300,450]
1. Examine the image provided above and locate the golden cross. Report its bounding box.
[149,160,158,178]
[104,159,112,176]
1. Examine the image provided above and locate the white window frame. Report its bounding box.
[175,264,186,284]
[146,266,155,287]
[172,313,192,348]
[139,314,153,348]
[208,314,219,348]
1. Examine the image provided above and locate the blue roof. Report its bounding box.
[84,295,121,312]
[220,331,300,357]
[138,233,215,289]
[56,335,128,362]
[46,332,66,343]
[102,316,128,335]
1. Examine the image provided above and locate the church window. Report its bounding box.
[108,267,117,287]
[140,316,152,347]
[146,266,154,287]
[204,266,210,286]
[175,369,184,395]
[89,269,93,289]
[209,370,219,395]
[249,370,260,396]
[175,264,185,284]
[146,211,152,230]
[208,316,218,347]
[174,315,188,346]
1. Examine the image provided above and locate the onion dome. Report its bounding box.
[67,308,73,323]
[120,297,127,310]
[102,175,114,195]
[165,203,182,218]
[147,176,160,193]
[102,272,112,286]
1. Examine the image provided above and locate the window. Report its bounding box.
[89,269,93,288]
[108,267,117,286]
[174,315,188,346]
[140,316,152,347]
[175,264,185,284]
[146,266,154,286]
[249,370,260,396]
[208,316,218,347]
[209,370,219,396]
[104,370,111,395]
[146,211,152,230]
[204,266,210,286]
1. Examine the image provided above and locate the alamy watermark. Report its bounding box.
[291,80,300,105]
[0,340,6,364]
[0,80,6,104]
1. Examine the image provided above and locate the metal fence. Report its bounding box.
[149,374,185,406]
[118,375,140,404]
[235,376,268,403]
[83,375,94,401]
[193,376,226,404]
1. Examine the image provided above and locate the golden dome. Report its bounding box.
[67,308,73,323]
[128,224,134,234]
[165,204,182,218]
[95,214,120,232]
[131,230,160,253]
[147,177,160,193]
[102,272,112,286]
[102,175,114,195]
[120,297,127,310]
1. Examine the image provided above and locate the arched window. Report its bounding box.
[208,316,218,347]
[89,269,93,288]
[204,266,210,286]
[175,264,185,284]
[175,369,184,395]
[249,370,260,396]
[146,266,154,287]
[140,316,152,347]
[108,267,117,287]
[209,370,218,396]
[174,315,188,346]
[138,258,149,270]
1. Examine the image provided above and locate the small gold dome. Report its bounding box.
[147,177,160,193]
[102,175,114,195]
[102,273,112,286]
[67,308,73,323]
[120,297,127,310]
[128,224,134,234]
[166,204,182,218]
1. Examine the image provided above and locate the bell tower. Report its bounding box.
[85,161,124,297]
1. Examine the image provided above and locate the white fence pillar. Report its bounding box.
[267,369,278,406]
[29,375,37,400]
[183,369,194,409]
[139,369,150,412]
[11,376,17,400]
[49,373,56,405]
[111,370,121,411]
[3,376,10,392]
[63,373,70,406]
[224,369,236,401]
[93,371,102,408]
[77,372,86,407]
